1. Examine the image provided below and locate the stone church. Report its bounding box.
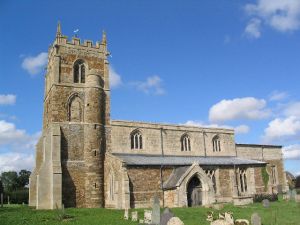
[29,23,288,209]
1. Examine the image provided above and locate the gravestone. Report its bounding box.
[124,208,129,220]
[251,213,261,225]
[152,195,160,225]
[167,217,184,225]
[144,210,152,224]
[132,211,138,222]
[262,199,270,208]
[161,208,175,225]
[291,189,297,201]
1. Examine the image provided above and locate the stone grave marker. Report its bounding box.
[144,209,152,224]
[124,208,129,220]
[167,217,184,225]
[152,195,160,225]
[251,213,261,225]
[291,189,297,201]
[160,208,175,225]
[262,199,270,208]
[288,189,293,199]
[132,211,138,222]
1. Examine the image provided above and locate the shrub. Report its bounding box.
[3,189,29,204]
[253,193,278,202]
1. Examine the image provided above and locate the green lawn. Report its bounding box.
[0,200,299,225]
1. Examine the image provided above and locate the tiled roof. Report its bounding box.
[112,153,266,166]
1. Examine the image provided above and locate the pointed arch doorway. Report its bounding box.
[187,176,202,206]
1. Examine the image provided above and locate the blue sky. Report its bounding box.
[0,0,300,176]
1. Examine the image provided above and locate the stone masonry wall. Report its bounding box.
[236,144,287,193]
[111,120,236,157]
[127,166,173,208]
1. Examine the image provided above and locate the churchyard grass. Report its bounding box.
[0,198,299,225]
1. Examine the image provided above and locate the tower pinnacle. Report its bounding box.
[56,21,62,37]
[102,30,107,45]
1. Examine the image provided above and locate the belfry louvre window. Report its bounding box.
[74,59,85,83]
[181,134,191,151]
[131,130,143,149]
[212,136,221,152]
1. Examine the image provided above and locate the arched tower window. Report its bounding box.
[73,59,85,83]
[130,130,143,150]
[181,134,191,151]
[212,135,221,152]
[68,94,83,122]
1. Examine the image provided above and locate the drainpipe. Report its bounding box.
[160,127,165,208]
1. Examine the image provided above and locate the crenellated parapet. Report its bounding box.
[54,22,109,55]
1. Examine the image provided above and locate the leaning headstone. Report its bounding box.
[144,210,152,224]
[262,199,270,208]
[212,203,224,210]
[291,189,297,201]
[152,195,160,225]
[167,217,184,225]
[124,208,129,220]
[160,208,175,225]
[251,213,261,225]
[295,195,300,203]
[132,211,138,222]
[288,190,293,199]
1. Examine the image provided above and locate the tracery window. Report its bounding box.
[239,169,247,193]
[131,130,143,150]
[205,169,217,193]
[212,135,221,152]
[74,59,85,83]
[181,134,191,151]
[271,166,277,185]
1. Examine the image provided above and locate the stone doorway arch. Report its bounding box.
[171,163,215,207]
[187,175,202,206]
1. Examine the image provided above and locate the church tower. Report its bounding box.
[29,22,111,209]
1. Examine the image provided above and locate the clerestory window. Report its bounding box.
[212,135,221,152]
[181,134,191,151]
[131,130,143,150]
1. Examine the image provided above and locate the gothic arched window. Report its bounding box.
[68,95,83,122]
[130,130,143,150]
[73,59,85,83]
[212,135,221,152]
[181,134,191,151]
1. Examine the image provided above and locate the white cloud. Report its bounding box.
[209,97,270,122]
[109,66,122,88]
[183,120,250,134]
[283,102,300,118]
[132,75,165,95]
[0,120,40,150]
[0,94,16,105]
[22,52,48,75]
[269,91,289,101]
[263,116,300,142]
[0,152,34,173]
[245,18,262,39]
[283,144,300,160]
[234,125,250,134]
[245,0,300,35]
